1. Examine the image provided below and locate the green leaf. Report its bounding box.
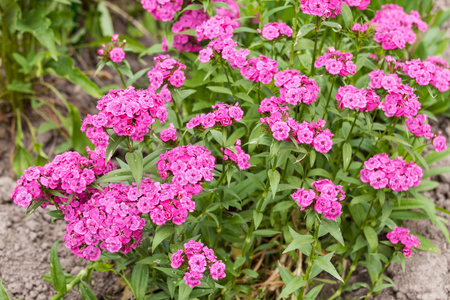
[363,226,378,252]
[92,262,114,272]
[125,150,143,188]
[322,21,342,32]
[278,276,306,299]
[350,194,374,205]
[416,234,440,254]
[16,8,58,60]
[253,210,263,229]
[178,283,192,300]
[313,254,344,283]
[46,210,64,219]
[424,147,450,165]
[7,80,34,94]
[68,104,93,156]
[136,254,169,265]
[152,225,173,252]
[131,265,149,300]
[50,241,67,293]
[297,23,316,38]
[299,53,312,71]
[78,281,97,300]
[12,144,34,176]
[343,142,352,171]
[207,86,232,95]
[268,169,280,199]
[381,135,411,147]
[209,129,223,145]
[0,281,11,300]
[321,219,345,246]
[341,3,353,28]
[252,229,280,237]
[97,1,114,36]
[283,227,314,254]
[94,169,133,183]
[46,56,102,98]
[105,135,126,165]
[304,284,324,300]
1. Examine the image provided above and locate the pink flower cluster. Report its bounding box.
[196,15,239,42]
[186,103,244,130]
[81,86,168,148]
[335,85,380,111]
[300,0,343,18]
[387,227,420,258]
[141,0,183,22]
[259,105,333,153]
[160,123,178,143]
[369,4,427,50]
[241,55,279,84]
[369,70,421,118]
[171,240,226,288]
[314,47,357,76]
[97,34,126,63]
[148,54,186,92]
[136,178,196,226]
[222,139,251,170]
[401,57,450,93]
[169,8,209,52]
[156,145,215,195]
[11,150,114,208]
[196,15,240,62]
[351,23,370,35]
[343,0,370,10]
[275,70,320,105]
[292,179,346,221]
[406,114,448,152]
[360,153,423,192]
[62,183,146,261]
[257,22,293,41]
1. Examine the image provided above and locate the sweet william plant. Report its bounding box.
[5,0,450,299]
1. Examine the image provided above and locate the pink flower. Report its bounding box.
[209,261,226,280]
[110,47,125,63]
[160,123,177,142]
[189,254,207,273]
[433,135,447,152]
[271,121,290,140]
[183,271,203,288]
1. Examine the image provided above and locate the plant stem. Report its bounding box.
[290,0,300,67]
[299,219,320,298]
[321,76,337,119]
[310,16,321,76]
[51,262,95,300]
[364,250,398,300]
[114,62,127,88]
[328,250,363,300]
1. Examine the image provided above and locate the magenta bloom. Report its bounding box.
[171,240,226,288]
[258,22,293,41]
[110,47,125,63]
[291,179,346,220]
[387,227,420,258]
[315,47,356,77]
[361,153,423,192]
[433,135,447,152]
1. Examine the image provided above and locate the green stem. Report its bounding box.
[222,62,236,100]
[114,62,127,88]
[51,262,95,300]
[328,250,363,300]
[321,76,337,119]
[299,219,320,298]
[310,16,321,76]
[290,1,300,67]
[364,250,398,300]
